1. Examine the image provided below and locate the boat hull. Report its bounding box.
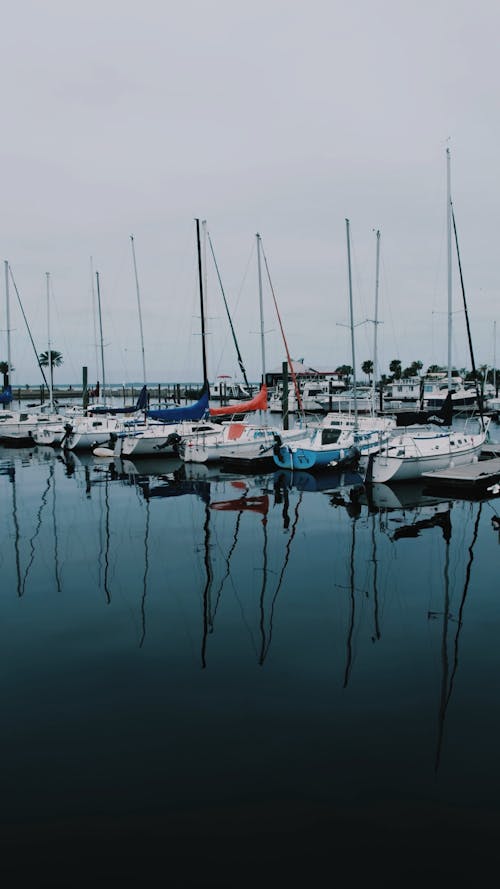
[273,443,359,471]
[364,431,487,483]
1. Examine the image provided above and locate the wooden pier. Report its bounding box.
[422,456,500,496]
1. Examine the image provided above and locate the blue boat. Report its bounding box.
[272,414,394,472]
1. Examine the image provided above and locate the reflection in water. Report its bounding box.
[342,517,358,689]
[370,512,381,644]
[139,496,150,648]
[2,463,22,597]
[22,465,51,596]
[431,503,482,772]
[100,469,112,604]
[3,444,499,779]
[211,484,269,650]
[260,481,303,665]
[200,499,214,668]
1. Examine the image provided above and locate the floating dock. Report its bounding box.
[422,456,500,496]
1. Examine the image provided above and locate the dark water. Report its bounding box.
[1,440,500,886]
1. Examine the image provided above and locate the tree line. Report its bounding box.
[336,359,498,386]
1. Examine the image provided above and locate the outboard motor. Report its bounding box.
[61,423,74,449]
[165,431,182,452]
[272,433,283,458]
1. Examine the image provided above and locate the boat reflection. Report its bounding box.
[429,501,483,772]
[273,466,363,495]
[209,477,302,666]
[1,443,492,773]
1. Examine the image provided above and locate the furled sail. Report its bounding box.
[209,384,267,417]
[147,382,209,423]
[89,384,148,415]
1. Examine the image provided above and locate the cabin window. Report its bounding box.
[321,428,341,445]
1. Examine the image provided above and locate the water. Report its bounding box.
[1,437,500,886]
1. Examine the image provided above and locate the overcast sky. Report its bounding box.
[1,0,499,386]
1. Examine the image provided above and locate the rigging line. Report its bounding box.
[130,234,147,385]
[259,240,303,413]
[234,238,256,318]
[451,206,484,426]
[379,249,401,369]
[46,277,79,381]
[8,264,50,389]
[206,229,250,389]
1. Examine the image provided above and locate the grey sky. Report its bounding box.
[2,0,499,385]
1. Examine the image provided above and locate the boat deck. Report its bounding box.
[422,456,500,494]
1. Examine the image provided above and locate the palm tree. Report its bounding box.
[0,360,9,388]
[39,350,63,371]
[39,350,63,399]
[336,364,353,387]
[362,359,373,383]
[389,359,402,380]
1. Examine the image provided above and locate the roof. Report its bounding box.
[268,360,342,377]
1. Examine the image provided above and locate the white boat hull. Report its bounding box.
[180,423,306,464]
[64,418,124,450]
[364,425,488,483]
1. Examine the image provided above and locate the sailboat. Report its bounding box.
[272,220,394,472]
[363,149,490,485]
[98,221,222,459]
[201,223,268,419]
[0,261,12,406]
[1,269,85,445]
[179,233,310,467]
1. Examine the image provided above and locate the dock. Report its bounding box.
[422,456,500,496]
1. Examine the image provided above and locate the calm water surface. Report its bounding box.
[1,434,500,886]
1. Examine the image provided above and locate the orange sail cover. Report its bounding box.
[209,384,268,417]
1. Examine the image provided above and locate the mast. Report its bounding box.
[195,218,208,386]
[345,218,358,428]
[446,147,453,392]
[95,271,106,406]
[90,256,99,387]
[494,320,497,396]
[46,272,54,408]
[256,233,266,386]
[372,229,380,411]
[4,260,11,387]
[202,220,208,349]
[130,235,147,385]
